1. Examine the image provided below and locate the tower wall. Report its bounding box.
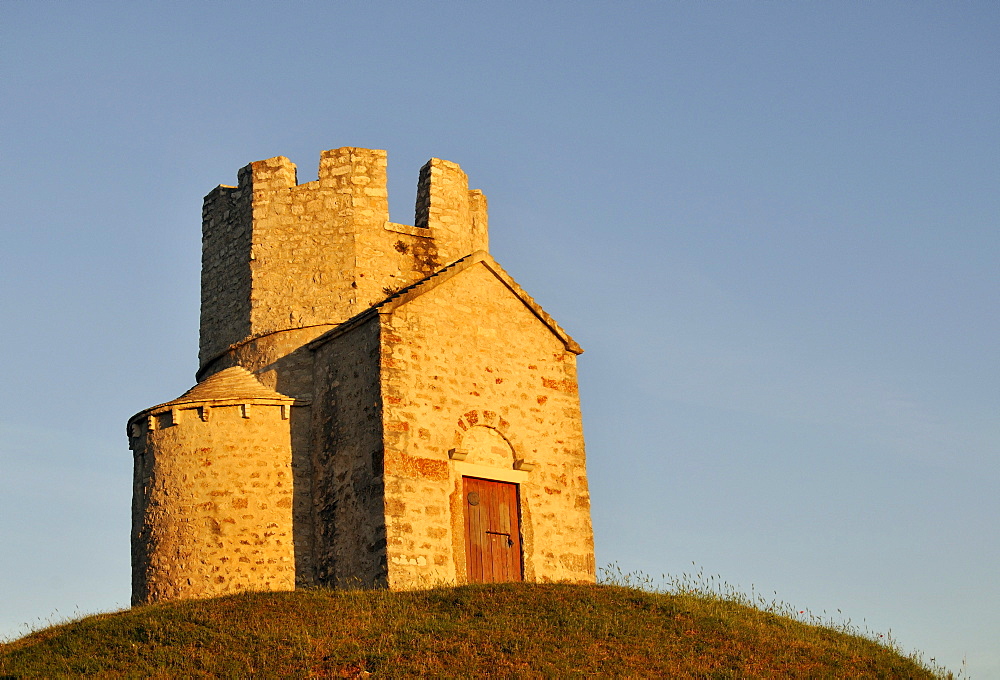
[415,159,488,262]
[129,399,298,605]
[199,182,253,367]
[198,148,490,388]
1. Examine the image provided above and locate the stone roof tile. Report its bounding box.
[171,366,293,403]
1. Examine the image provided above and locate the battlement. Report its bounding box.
[218,150,489,242]
[199,148,489,374]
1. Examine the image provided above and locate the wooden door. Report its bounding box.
[463,477,523,583]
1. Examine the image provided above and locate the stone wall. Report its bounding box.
[310,314,388,588]
[129,400,298,605]
[375,258,595,587]
[414,158,488,263]
[200,182,253,366]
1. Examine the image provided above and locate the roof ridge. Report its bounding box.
[306,252,582,355]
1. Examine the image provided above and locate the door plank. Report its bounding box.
[463,477,522,583]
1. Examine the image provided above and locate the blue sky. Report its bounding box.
[1,2,997,675]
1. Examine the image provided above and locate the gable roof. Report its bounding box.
[309,251,583,354]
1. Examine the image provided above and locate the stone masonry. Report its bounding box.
[128,147,594,604]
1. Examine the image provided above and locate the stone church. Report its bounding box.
[127,148,595,605]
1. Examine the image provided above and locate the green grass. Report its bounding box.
[1,573,956,678]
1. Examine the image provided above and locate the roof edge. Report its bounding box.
[308,251,583,354]
[127,396,308,429]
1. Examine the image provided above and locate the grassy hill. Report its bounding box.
[1,582,949,678]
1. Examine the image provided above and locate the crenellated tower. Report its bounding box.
[198,149,487,398]
[128,147,594,606]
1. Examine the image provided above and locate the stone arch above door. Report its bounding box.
[460,425,515,468]
[451,409,535,477]
[455,409,516,445]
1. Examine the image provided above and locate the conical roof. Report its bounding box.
[127,366,296,430]
[170,366,294,404]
